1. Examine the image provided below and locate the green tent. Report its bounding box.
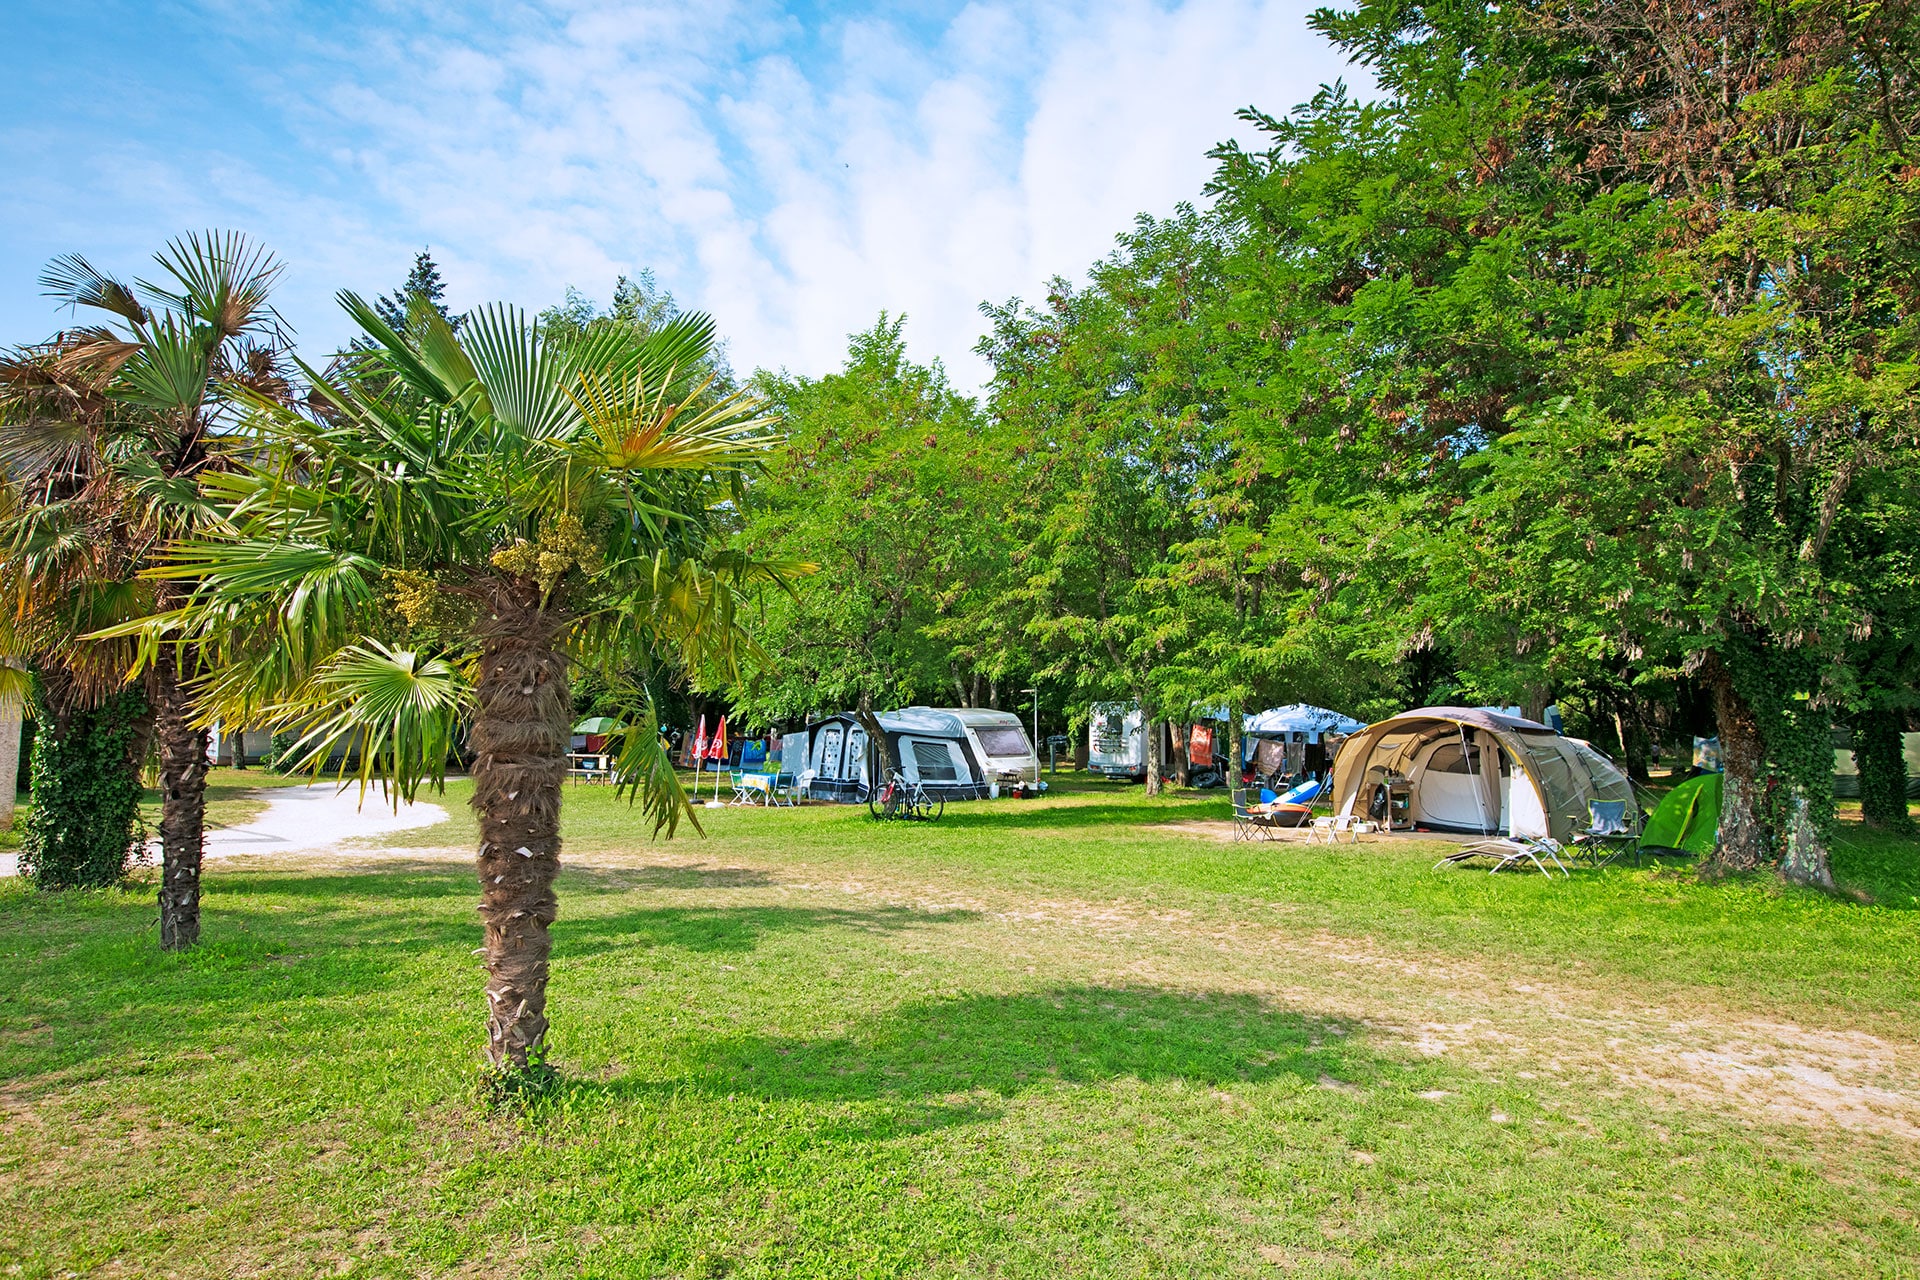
[1640,772,1721,856]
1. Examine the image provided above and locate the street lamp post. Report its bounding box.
[1021,688,1039,783]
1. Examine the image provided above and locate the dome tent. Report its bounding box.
[1640,772,1721,856]
[1329,707,1636,843]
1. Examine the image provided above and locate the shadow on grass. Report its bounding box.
[558,903,977,958]
[561,862,778,892]
[927,797,1224,833]
[579,984,1370,1134]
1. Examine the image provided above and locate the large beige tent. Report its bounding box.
[1330,707,1636,842]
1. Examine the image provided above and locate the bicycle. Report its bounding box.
[867,768,944,822]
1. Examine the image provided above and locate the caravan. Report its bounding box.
[787,709,1002,802]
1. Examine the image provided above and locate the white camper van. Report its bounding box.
[1087,702,1147,780]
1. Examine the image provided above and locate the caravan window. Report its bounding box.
[846,728,869,780]
[974,727,1030,758]
[909,739,960,782]
[817,726,844,778]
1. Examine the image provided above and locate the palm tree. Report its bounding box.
[0,233,291,915]
[154,293,797,1070]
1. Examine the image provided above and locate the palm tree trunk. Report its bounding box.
[155,649,210,950]
[471,579,571,1069]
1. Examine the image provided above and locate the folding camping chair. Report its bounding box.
[1570,799,1639,867]
[1310,815,1369,844]
[1231,790,1277,842]
[1435,836,1571,878]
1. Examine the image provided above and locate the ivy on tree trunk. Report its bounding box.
[21,676,148,890]
[1854,708,1912,830]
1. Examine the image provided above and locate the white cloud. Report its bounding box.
[1,1,1363,387]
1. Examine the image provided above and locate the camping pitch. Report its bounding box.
[1330,707,1637,842]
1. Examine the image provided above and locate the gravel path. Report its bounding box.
[0,783,449,876]
[202,783,449,858]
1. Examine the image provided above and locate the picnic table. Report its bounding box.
[567,752,613,782]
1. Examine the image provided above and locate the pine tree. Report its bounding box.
[371,249,457,333]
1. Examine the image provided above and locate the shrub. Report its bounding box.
[20,681,148,889]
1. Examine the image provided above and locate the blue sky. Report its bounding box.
[2,1,1362,385]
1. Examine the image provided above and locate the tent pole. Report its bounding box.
[1460,724,1494,838]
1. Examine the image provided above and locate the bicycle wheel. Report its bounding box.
[867,784,889,819]
[925,792,944,822]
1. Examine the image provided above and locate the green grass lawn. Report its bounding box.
[3,777,1917,1277]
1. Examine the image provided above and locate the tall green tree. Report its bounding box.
[1199,0,1920,884]
[978,215,1231,793]
[155,295,792,1071]
[729,316,1005,762]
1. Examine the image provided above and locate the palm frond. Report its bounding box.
[39,254,149,326]
[275,640,471,806]
[463,303,576,440]
[116,314,216,416]
[551,310,717,401]
[337,291,462,407]
[141,230,287,343]
[569,370,780,472]
[607,690,702,838]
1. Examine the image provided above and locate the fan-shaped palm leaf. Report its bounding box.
[276,640,471,806]
[39,254,149,326]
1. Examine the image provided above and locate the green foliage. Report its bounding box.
[263,729,297,772]
[372,248,458,334]
[155,292,792,832]
[1855,707,1914,830]
[729,315,1012,723]
[19,680,147,889]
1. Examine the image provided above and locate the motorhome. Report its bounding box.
[1087,702,1154,781]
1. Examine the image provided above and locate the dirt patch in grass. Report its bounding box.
[534,845,1920,1147]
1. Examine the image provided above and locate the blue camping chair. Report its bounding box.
[1571,799,1640,867]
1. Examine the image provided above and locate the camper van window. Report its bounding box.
[975,727,1030,758]
[910,740,959,781]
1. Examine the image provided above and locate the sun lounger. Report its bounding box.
[1435,836,1570,877]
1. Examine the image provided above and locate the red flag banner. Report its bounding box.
[691,716,708,766]
[708,715,729,761]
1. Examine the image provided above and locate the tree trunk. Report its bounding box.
[854,689,900,783]
[1709,669,1767,872]
[155,650,210,951]
[0,688,20,830]
[1171,725,1190,787]
[471,580,571,1069]
[1854,706,1912,829]
[1227,704,1245,790]
[229,726,247,770]
[1779,781,1836,890]
[1144,716,1162,796]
